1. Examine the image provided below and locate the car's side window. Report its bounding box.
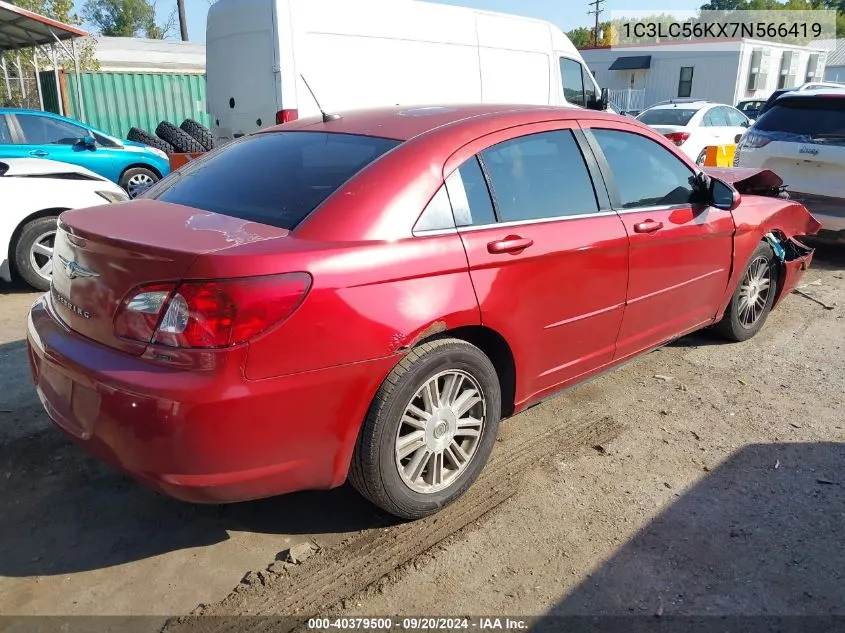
[479,130,598,222]
[15,114,86,145]
[703,108,729,127]
[413,184,456,233]
[591,128,696,209]
[725,107,748,127]
[0,115,12,144]
[446,156,497,227]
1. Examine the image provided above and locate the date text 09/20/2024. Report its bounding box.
[306,617,528,630]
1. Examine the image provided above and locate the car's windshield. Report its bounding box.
[151,131,401,230]
[754,98,845,139]
[636,108,698,126]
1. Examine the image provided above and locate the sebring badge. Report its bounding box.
[57,255,100,280]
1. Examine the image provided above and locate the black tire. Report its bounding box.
[179,119,215,151]
[13,215,59,292]
[349,338,501,520]
[119,166,160,198]
[714,242,779,342]
[695,149,707,166]
[155,121,205,154]
[127,127,174,155]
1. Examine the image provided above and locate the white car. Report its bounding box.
[734,89,845,237]
[636,100,751,164]
[1,158,129,291]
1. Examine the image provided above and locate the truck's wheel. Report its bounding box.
[349,338,501,520]
[155,121,205,154]
[179,119,215,151]
[127,127,174,154]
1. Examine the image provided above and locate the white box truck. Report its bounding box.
[206,0,608,143]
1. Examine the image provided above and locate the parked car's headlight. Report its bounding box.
[151,148,169,160]
[97,189,130,203]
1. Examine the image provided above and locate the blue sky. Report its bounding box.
[73,0,702,43]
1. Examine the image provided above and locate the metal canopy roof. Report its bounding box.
[0,0,87,51]
[608,55,652,71]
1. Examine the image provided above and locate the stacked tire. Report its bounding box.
[126,119,215,155]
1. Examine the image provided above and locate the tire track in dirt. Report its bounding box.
[161,413,623,633]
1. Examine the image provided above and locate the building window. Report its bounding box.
[747,48,763,91]
[678,67,694,97]
[778,51,795,89]
[805,53,820,83]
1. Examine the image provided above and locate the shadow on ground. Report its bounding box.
[0,418,391,578]
[0,340,390,579]
[545,442,844,621]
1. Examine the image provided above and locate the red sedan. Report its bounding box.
[27,105,820,519]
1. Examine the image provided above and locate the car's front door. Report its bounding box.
[581,123,735,361]
[9,113,115,178]
[445,124,629,407]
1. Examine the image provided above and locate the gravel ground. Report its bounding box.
[0,242,843,622]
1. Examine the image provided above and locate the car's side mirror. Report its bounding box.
[710,178,741,210]
[80,135,96,149]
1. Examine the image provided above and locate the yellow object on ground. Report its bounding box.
[704,144,736,167]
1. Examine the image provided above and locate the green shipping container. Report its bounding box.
[39,71,209,140]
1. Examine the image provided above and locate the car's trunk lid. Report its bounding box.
[51,200,289,354]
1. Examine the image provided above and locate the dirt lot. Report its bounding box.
[1,242,843,626]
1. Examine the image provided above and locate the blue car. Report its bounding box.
[0,108,170,197]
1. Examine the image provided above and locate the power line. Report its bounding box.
[587,0,605,46]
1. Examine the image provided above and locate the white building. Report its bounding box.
[809,38,845,83]
[581,39,827,112]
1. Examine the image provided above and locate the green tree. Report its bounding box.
[82,0,174,38]
[1,0,98,107]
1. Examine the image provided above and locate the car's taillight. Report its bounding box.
[114,283,176,343]
[737,131,772,149]
[664,132,690,146]
[114,274,311,348]
[275,109,298,125]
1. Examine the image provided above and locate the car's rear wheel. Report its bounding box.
[119,167,159,198]
[349,338,501,520]
[714,242,778,342]
[13,215,59,291]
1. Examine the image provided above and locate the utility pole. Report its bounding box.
[587,0,605,46]
[177,0,189,41]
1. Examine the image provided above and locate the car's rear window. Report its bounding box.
[151,131,401,229]
[636,108,697,126]
[755,98,845,138]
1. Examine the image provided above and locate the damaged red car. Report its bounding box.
[27,105,820,519]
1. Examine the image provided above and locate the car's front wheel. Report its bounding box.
[714,241,778,342]
[349,338,501,520]
[119,167,160,198]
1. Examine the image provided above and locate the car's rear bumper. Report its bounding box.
[27,296,397,503]
[788,192,845,234]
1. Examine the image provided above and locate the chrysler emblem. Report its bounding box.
[57,255,99,280]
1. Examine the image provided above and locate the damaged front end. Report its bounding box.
[764,231,815,307]
[706,167,822,311]
[703,167,789,199]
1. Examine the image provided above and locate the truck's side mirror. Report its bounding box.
[587,87,609,111]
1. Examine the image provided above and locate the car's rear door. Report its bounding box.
[580,121,734,361]
[445,122,629,407]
